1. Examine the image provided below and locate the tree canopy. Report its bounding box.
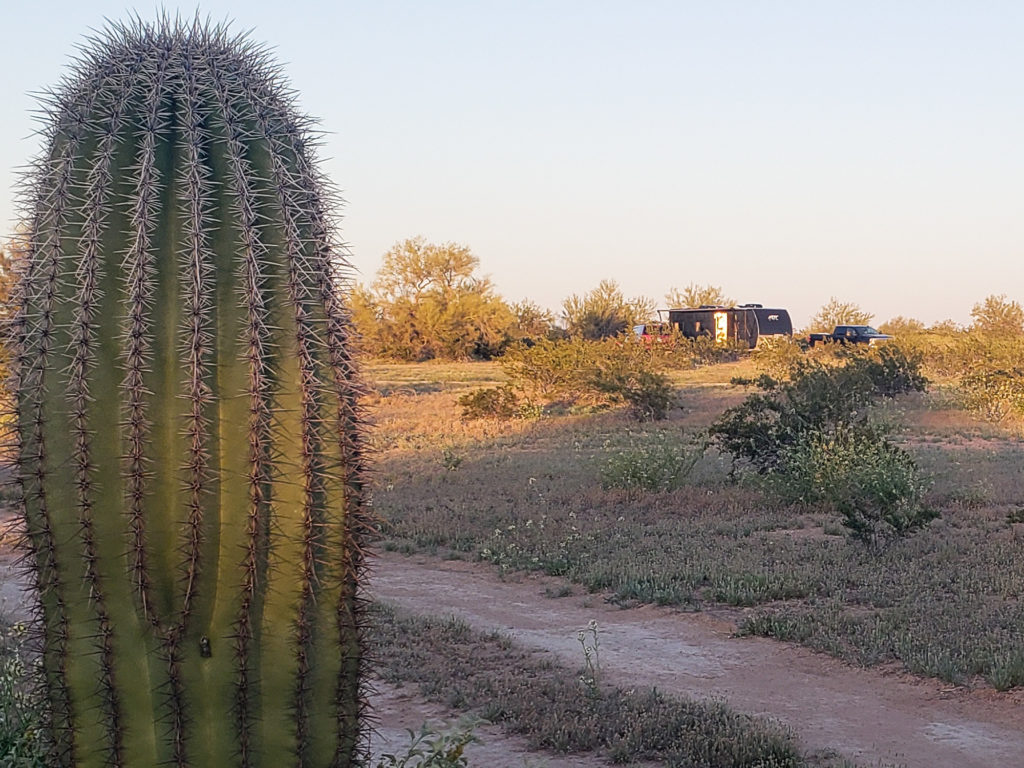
[970,294,1024,335]
[350,237,516,360]
[562,279,654,340]
[807,297,873,333]
[664,283,733,309]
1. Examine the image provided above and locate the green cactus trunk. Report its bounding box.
[9,18,370,768]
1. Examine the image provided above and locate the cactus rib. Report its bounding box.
[11,16,371,768]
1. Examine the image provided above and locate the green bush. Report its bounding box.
[766,424,936,541]
[752,336,806,380]
[457,384,522,420]
[500,338,597,404]
[710,348,935,540]
[709,349,927,474]
[852,344,929,397]
[589,359,676,421]
[599,433,703,493]
[953,334,1024,422]
[500,338,678,420]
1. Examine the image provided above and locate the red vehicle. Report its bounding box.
[631,322,672,344]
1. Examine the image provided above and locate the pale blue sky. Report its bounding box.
[2,2,1021,327]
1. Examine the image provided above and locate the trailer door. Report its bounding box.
[714,311,728,343]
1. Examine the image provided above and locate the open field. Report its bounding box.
[365,359,1024,697]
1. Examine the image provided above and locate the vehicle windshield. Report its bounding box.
[862,326,880,335]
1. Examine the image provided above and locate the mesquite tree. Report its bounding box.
[8,17,371,767]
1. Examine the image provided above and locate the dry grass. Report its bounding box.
[366,360,1024,691]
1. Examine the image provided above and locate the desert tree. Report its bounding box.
[354,236,515,360]
[562,279,654,340]
[878,316,925,335]
[509,299,557,342]
[970,294,1024,335]
[807,297,873,333]
[664,283,733,309]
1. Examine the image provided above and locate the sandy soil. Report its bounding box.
[368,551,1024,768]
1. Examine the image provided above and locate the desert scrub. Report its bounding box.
[752,335,806,380]
[457,384,521,419]
[765,425,936,542]
[369,603,805,768]
[710,348,927,474]
[598,431,703,494]
[499,337,677,419]
[370,360,1024,687]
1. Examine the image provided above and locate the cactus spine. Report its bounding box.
[10,17,370,767]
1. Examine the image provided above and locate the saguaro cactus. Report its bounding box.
[9,17,370,767]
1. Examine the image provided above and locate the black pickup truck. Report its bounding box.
[807,325,893,347]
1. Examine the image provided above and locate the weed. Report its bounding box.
[440,445,465,472]
[0,623,48,767]
[986,651,1024,692]
[373,719,481,768]
[576,620,601,694]
[598,431,703,494]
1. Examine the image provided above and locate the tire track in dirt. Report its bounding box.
[369,551,1024,768]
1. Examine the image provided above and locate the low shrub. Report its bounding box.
[752,336,806,380]
[457,384,522,420]
[590,369,676,421]
[599,432,703,493]
[953,334,1024,423]
[500,338,679,420]
[766,424,936,541]
[709,348,927,474]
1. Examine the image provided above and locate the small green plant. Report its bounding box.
[598,432,703,494]
[986,651,1024,692]
[374,719,481,768]
[576,619,601,695]
[440,445,465,471]
[1006,507,1024,525]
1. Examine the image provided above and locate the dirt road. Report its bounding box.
[369,551,1024,768]
[3,550,1021,767]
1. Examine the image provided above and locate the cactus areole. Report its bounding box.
[10,18,370,768]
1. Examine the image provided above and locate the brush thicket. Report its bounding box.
[8,17,371,768]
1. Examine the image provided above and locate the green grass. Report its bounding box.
[370,361,1024,690]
